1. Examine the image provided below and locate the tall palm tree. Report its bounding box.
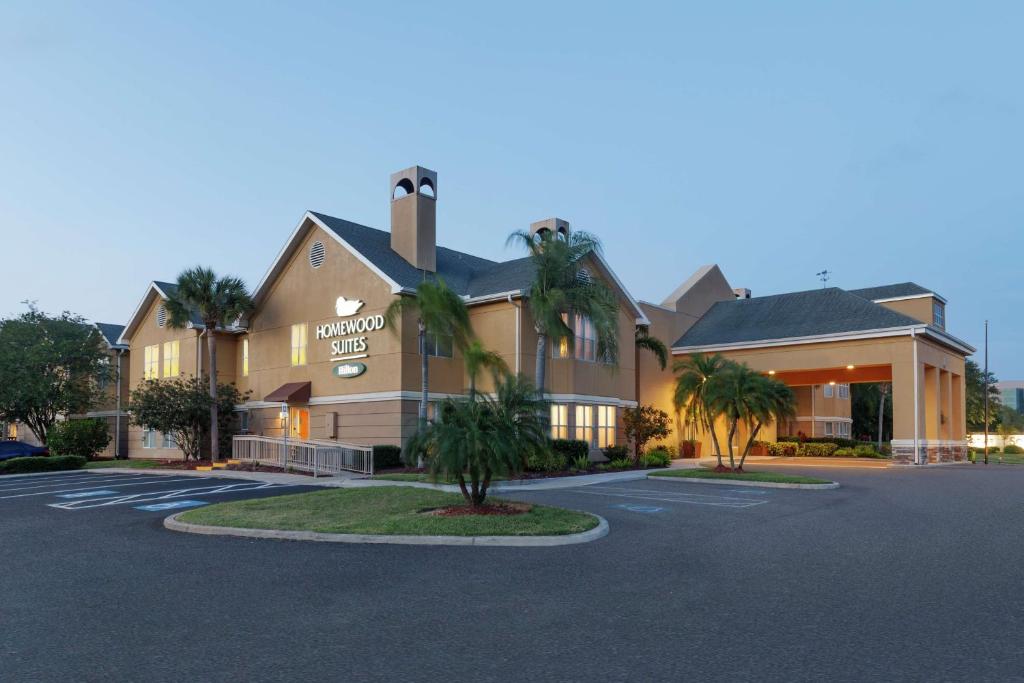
[165,267,253,462]
[635,327,668,370]
[384,278,472,428]
[463,339,510,399]
[706,363,767,471]
[736,375,796,471]
[506,229,619,394]
[673,353,730,468]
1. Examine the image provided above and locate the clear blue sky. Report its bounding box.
[2,2,1020,376]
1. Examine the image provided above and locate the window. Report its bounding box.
[574,405,593,445]
[143,345,159,380]
[553,314,606,362]
[839,422,851,438]
[423,333,453,358]
[162,432,176,449]
[823,384,834,398]
[838,383,849,399]
[4,423,16,440]
[142,428,156,448]
[242,338,249,377]
[824,421,834,436]
[239,411,250,434]
[162,340,180,377]
[596,405,616,448]
[291,323,307,366]
[550,404,569,439]
[933,302,945,329]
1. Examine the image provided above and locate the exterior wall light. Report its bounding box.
[846,364,855,370]
[768,370,776,375]
[829,380,836,385]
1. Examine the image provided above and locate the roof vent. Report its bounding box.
[156,304,167,327]
[309,240,326,269]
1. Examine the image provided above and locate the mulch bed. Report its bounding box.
[422,502,532,517]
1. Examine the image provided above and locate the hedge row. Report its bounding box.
[0,455,87,475]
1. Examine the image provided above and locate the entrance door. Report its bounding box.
[288,407,310,440]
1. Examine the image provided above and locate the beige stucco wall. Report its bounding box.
[876,296,941,327]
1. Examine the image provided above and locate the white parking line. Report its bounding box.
[568,486,768,509]
[0,477,200,500]
[47,481,296,510]
[0,474,153,493]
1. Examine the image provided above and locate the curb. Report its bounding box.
[164,512,609,547]
[358,468,684,493]
[647,473,839,490]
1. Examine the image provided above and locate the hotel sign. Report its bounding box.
[316,296,384,366]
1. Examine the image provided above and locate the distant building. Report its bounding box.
[997,381,1024,414]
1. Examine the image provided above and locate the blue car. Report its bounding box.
[0,441,48,461]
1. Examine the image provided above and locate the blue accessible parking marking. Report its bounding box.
[57,490,119,499]
[134,500,208,512]
[612,503,664,513]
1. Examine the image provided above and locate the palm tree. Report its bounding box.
[706,363,767,471]
[635,327,668,370]
[463,339,509,399]
[165,267,253,462]
[384,278,472,428]
[506,229,619,394]
[407,375,549,507]
[673,353,730,469]
[736,376,796,471]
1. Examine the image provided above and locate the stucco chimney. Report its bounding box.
[529,217,570,241]
[390,165,437,272]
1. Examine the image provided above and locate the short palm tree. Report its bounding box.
[463,339,510,399]
[673,353,730,468]
[506,229,619,394]
[736,376,796,471]
[407,375,549,507]
[384,278,472,428]
[165,267,253,461]
[635,327,668,370]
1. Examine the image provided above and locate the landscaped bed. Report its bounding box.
[84,459,167,469]
[650,468,832,485]
[176,487,599,537]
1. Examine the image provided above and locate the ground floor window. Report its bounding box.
[596,405,615,447]
[239,410,250,434]
[550,404,568,439]
[142,428,156,448]
[574,405,593,444]
[162,432,176,449]
[3,423,16,440]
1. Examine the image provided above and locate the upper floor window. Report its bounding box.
[550,404,569,440]
[933,302,945,329]
[162,340,180,377]
[838,383,850,399]
[144,345,159,380]
[291,324,307,366]
[242,338,249,377]
[553,313,607,363]
[423,332,453,359]
[823,383,834,399]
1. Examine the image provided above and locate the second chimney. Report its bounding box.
[390,165,437,272]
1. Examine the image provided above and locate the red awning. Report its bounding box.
[264,382,312,403]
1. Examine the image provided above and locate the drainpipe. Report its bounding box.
[507,293,521,376]
[115,348,124,459]
[917,325,925,464]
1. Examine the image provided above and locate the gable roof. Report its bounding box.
[117,281,205,345]
[94,323,127,349]
[848,282,944,303]
[252,211,649,322]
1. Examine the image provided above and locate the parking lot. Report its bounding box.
[3,465,1024,682]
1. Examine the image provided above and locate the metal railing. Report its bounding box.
[231,435,373,476]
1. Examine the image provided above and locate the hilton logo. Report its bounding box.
[332,362,367,379]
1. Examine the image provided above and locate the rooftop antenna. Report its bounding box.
[816,270,831,288]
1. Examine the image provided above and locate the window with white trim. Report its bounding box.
[291,323,307,366]
[933,302,945,329]
[553,313,603,362]
[574,405,593,445]
[823,384,834,398]
[550,404,568,439]
[838,383,849,399]
[162,432,176,449]
[142,428,156,448]
[423,333,453,359]
[162,340,179,377]
[596,405,616,448]
[839,422,850,438]
[242,338,249,377]
[239,410,250,434]
[824,421,834,436]
[143,345,159,380]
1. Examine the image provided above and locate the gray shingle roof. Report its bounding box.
[95,323,126,348]
[152,281,205,326]
[673,288,924,348]
[848,282,933,301]
[310,212,534,297]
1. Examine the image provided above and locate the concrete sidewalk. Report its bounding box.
[85,467,356,487]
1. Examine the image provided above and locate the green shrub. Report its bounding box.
[0,455,86,475]
[528,449,567,472]
[987,447,1002,454]
[372,445,403,469]
[608,458,633,470]
[601,445,629,461]
[779,436,861,449]
[641,449,671,468]
[571,453,591,470]
[853,444,878,458]
[1004,444,1023,455]
[799,443,838,457]
[46,419,110,460]
[551,439,588,463]
[767,442,798,457]
[834,447,855,457]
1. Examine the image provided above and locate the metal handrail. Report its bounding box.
[231,435,373,476]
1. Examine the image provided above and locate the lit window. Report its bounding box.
[291,323,307,366]
[423,333,453,359]
[596,405,616,448]
[933,302,945,329]
[162,340,180,377]
[162,432,176,449]
[823,384,834,399]
[142,428,156,448]
[550,404,569,439]
[574,405,593,445]
[4,423,17,440]
[242,338,249,377]
[838,383,850,399]
[144,345,160,380]
[552,313,605,362]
